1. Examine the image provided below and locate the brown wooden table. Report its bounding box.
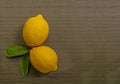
[1,0,120,84]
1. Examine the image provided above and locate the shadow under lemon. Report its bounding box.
[29,63,50,77]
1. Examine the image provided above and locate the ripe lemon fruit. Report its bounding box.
[30,46,58,73]
[23,14,49,47]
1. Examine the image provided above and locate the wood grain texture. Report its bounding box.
[1,0,120,84]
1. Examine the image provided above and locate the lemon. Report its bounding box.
[23,14,49,47]
[30,46,58,73]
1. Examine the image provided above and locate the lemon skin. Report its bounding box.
[30,46,58,73]
[23,14,49,47]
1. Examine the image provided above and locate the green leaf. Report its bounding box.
[5,44,29,58]
[20,54,30,76]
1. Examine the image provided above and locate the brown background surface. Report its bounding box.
[1,0,120,84]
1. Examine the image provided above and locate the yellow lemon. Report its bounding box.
[30,46,58,73]
[23,14,49,47]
